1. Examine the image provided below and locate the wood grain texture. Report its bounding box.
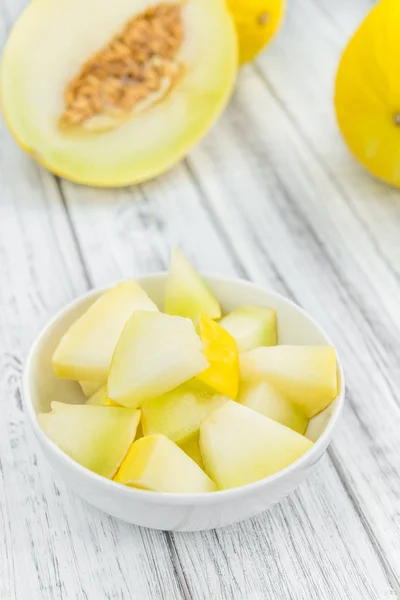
[1,0,400,598]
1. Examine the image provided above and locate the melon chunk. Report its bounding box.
[196,314,239,399]
[240,346,337,418]
[79,381,102,397]
[164,248,221,320]
[52,280,158,382]
[108,311,209,408]
[237,381,308,434]
[141,386,227,444]
[179,433,204,470]
[0,0,237,187]
[86,385,120,407]
[219,305,277,353]
[114,434,217,493]
[38,402,140,478]
[200,400,313,489]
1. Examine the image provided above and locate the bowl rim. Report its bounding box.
[23,273,345,505]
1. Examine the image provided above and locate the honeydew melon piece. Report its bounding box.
[196,314,239,399]
[141,386,227,444]
[240,346,338,418]
[200,400,313,490]
[108,311,209,408]
[237,381,308,434]
[179,433,204,470]
[38,402,140,478]
[79,381,102,397]
[0,0,237,187]
[86,385,120,407]
[164,248,221,321]
[114,434,217,493]
[219,305,277,353]
[52,280,158,382]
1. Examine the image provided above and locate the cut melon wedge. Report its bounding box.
[0,0,237,187]
[240,346,338,418]
[219,305,277,353]
[114,434,217,493]
[108,311,209,408]
[196,314,239,398]
[141,386,227,444]
[52,280,158,382]
[164,248,221,320]
[86,385,120,407]
[38,402,141,478]
[179,433,204,470]
[237,381,308,434]
[79,381,102,397]
[200,400,313,489]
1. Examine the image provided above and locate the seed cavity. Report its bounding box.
[60,3,183,131]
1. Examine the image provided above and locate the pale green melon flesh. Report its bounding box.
[141,386,227,444]
[200,400,313,490]
[240,346,338,418]
[108,311,209,407]
[0,0,237,186]
[164,248,221,320]
[219,305,277,353]
[114,434,217,493]
[52,280,158,382]
[237,381,308,434]
[38,402,141,478]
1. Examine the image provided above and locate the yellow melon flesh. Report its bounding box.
[52,280,158,382]
[114,434,217,493]
[240,346,338,418]
[141,386,227,444]
[237,381,308,434]
[196,314,239,399]
[0,0,237,187]
[38,402,141,478]
[200,400,312,490]
[164,248,221,321]
[108,311,209,408]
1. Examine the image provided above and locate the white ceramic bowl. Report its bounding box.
[23,274,345,531]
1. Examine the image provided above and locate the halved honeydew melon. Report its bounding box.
[108,311,209,408]
[141,386,227,444]
[52,280,158,382]
[38,402,141,478]
[114,434,217,493]
[1,0,237,187]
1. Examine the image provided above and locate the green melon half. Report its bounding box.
[0,0,237,186]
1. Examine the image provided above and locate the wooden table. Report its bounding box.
[1,0,400,598]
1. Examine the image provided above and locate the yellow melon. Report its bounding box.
[335,0,400,186]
